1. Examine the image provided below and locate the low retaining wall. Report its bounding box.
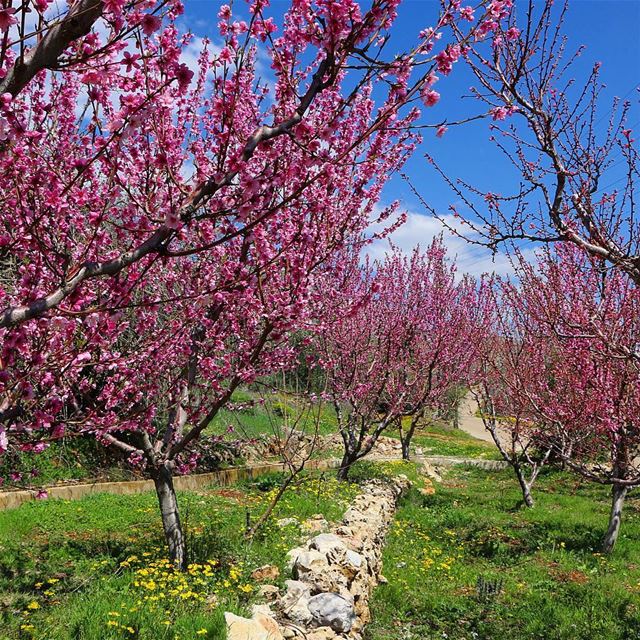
[225,476,410,640]
[0,458,342,511]
[423,455,508,471]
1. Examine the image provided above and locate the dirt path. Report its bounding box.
[457,393,495,443]
[457,393,517,452]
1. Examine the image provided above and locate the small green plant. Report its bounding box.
[476,575,504,603]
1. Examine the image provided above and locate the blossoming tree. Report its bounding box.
[320,240,485,477]
[484,245,640,548]
[389,242,489,460]
[426,2,639,286]
[0,0,512,566]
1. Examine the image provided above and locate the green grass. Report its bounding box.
[367,466,640,640]
[4,454,638,640]
[0,471,360,640]
[206,390,338,442]
[387,419,502,460]
[0,438,139,489]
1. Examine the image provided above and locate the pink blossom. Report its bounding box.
[218,46,233,64]
[435,45,461,75]
[0,7,17,32]
[140,13,162,36]
[436,125,448,137]
[421,88,440,107]
[460,6,474,21]
[174,63,194,90]
[121,51,141,72]
[165,209,181,229]
[506,26,520,41]
[490,106,509,121]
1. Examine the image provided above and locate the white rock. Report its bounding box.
[309,533,346,554]
[292,549,328,579]
[225,611,283,640]
[277,517,299,528]
[307,593,356,633]
[285,546,307,571]
[280,580,313,625]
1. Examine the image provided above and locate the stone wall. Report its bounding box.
[226,476,410,640]
[0,458,342,511]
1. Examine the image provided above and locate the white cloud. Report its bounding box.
[364,207,529,280]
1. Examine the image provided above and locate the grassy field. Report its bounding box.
[0,470,361,640]
[367,466,640,640]
[3,452,639,640]
[205,389,340,441]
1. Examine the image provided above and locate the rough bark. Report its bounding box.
[399,415,419,461]
[152,463,187,571]
[400,437,411,461]
[602,483,627,554]
[0,0,104,98]
[337,450,358,481]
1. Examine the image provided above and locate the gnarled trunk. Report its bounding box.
[602,483,627,554]
[337,450,358,481]
[152,463,187,571]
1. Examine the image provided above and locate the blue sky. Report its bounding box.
[181,0,640,276]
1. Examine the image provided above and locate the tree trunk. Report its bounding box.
[401,437,411,461]
[400,415,418,461]
[152,463,187,570]
[513,463,535,508]
[337,451,357,481]
[602,483,627,554]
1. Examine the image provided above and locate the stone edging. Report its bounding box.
[225,476,410,640]
[0,458,343,511]
[422,455,508,471]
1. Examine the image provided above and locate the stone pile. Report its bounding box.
[225,477,410,640]
[321,433,425,458]
[241,428,331,464]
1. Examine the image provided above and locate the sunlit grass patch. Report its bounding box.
[367,466,640,640]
